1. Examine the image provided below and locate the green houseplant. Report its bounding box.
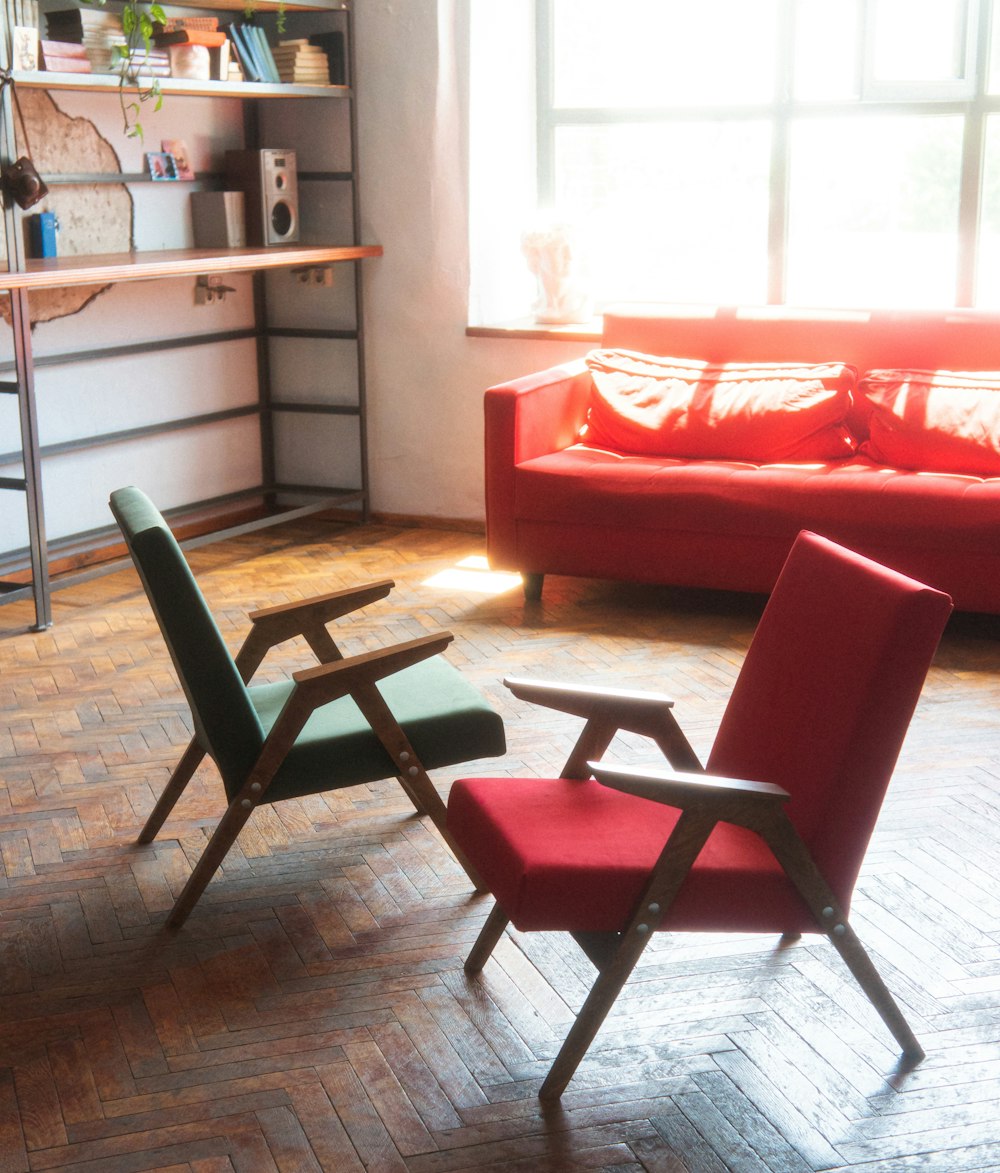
[84,0,167,138]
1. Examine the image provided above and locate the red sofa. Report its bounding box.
[485,304,1000,612]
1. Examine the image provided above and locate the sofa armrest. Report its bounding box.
[485,359,592,569]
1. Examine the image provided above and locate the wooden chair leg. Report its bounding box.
[465,903,510,973]
[165,797,257,929]
[760,810,923,1060]
[138,738,205,844]
[824,918,924,1060]
[541,925,652,1100]
[397,765,487,891]
[540,809,719,1099]
[395,772,429,816]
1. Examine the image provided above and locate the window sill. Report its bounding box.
[466,316,602,342]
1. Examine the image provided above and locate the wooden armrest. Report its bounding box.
[247,579,395,642]
[234,579,396,680]
[507,676,703,776]
[292,632,454,707]
[590,761,789,813]
[241,632,455,802]
[505,676,676,721]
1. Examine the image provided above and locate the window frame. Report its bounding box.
[533,0,998,308]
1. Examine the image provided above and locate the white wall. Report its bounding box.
[355,0,585,523]
[0,1,582,560]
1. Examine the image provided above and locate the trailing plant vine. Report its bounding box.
[84,0,166,139]
[115,1,166,139]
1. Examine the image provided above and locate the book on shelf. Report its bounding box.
[103,40,171,76]
[41,38,86,57]
[40,52,92,73]
[46,6,123,38]
[12,0,40,29]
[225,23,262,82]
[210,41,231,82]
[155,16,219,33]
[248,26,280,83]
[154,28,229,48]
[40,38,92,71]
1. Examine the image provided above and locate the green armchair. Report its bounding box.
[110,487,506,928]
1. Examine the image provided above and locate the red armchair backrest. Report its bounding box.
[706,530,952,905]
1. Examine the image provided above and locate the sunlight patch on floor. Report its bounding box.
[422,555,523,594]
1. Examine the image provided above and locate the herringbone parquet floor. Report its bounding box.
[1,517,1000,1172]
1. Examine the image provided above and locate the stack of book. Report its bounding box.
[46,7,124,71]
[153,16,229,81]
[108,39,171,77]
[272,40,330,85]
[154,16,228,51]
[39,38,91,73]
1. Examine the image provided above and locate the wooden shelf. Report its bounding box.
[141,0,348,10]
[0,244,382,291]
[12,70,349,100]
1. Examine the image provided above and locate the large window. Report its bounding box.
[469,0,1000,322]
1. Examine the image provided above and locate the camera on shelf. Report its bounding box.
[2,155,49,210]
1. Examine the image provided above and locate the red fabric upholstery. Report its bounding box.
[448,775,807,932]
[485,305,1000,613]
[584,349,857,461]
[448,533,953,935]
[514,448,1000,544]
[859,369,1000,476]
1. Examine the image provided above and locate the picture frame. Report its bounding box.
[161,139,195,181]
[146,152,178,181]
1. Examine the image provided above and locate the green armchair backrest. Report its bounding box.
[109,486,264,796]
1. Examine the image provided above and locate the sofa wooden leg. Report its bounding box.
[523,572,544,601]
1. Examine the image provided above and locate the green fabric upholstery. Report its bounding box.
[109,486,265,793]
[249,658,506,801]
[110,486,505,804]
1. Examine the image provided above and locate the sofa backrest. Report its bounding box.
[602,304,1000,370]
[602,304,1000,438]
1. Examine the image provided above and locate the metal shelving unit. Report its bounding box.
[0,0,376,629]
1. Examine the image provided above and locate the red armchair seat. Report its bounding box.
[449,774,810,934]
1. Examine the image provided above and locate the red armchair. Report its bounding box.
[448,531,952,1098]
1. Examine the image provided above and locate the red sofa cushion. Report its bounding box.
[447,775,813,933]
[514,447,1000,551]
[583,349,857,462]
[859,368,1000,476]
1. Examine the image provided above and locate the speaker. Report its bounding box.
[224,149,299,246]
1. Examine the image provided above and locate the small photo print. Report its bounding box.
[161,138,194,181]
[12,27,38,71]
[146,152,178,181]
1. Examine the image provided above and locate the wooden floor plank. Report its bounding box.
[2,518,1000,1170]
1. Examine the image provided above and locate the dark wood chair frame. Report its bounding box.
[141,578,484,928]
[464,677,923,1101]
